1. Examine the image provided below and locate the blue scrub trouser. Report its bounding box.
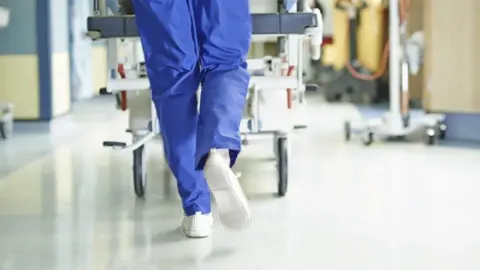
[132,0,252,216]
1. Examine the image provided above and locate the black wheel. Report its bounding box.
[133,145,147,198]
[437,122,447,140]
[0,120,13,140]
[344,121,351,141]
[425,128,436,145]
[276,136,288,197]
[362,131,374,146]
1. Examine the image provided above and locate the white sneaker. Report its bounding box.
[182,212,213,238]
[204,149,251,230]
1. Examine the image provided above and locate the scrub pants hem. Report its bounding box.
[195,145,241,171]
[184,206,211,217]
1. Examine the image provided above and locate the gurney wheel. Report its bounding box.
[437,121,447,140]
[277,136,288,197]
[133,145,147,198]
[425,127,437,146]
[362,131,374,146]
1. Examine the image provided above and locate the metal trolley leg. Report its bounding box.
[102,87,156,198]
[275,132,289,197]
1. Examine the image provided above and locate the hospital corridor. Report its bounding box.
[1,0,480,269]
[2,94,479,270]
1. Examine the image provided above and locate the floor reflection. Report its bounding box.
[2,94,480,269]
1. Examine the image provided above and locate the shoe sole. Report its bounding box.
[204,155,251,230]
[184,229,210,238]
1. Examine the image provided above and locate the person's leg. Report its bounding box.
[131,0,212,236]
[192,0,252,230]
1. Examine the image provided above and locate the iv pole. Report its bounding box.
[344,0,447,146]
[387,0,405,134]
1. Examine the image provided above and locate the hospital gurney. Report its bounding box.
[87,0,323,198]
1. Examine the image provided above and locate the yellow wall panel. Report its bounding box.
[92,46,107,96]
[0,55,39,119]
[424,0,480,112]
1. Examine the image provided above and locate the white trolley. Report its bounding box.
[344,0,446,146]
[86,0,323,198]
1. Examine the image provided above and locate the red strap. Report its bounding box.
[117,64,128,111]
[286,65,295,109]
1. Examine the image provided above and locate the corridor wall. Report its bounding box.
[423,0,480,141]
[0,0,70,121]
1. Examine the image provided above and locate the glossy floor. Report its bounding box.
[1,95,480,270]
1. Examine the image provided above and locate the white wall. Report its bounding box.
[249,0,277,13]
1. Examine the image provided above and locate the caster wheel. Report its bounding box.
[425,128,436,145]
[276,136,288,197]
[362,131,374,146]
[344,121,351,141]
[438,122,447,140]
[133,145,147,198]
[0,120,13,140]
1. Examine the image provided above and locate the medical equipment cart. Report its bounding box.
[86,0,323,198]
[343,0,446,146]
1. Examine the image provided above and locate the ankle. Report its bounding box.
[210,148,230,166]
